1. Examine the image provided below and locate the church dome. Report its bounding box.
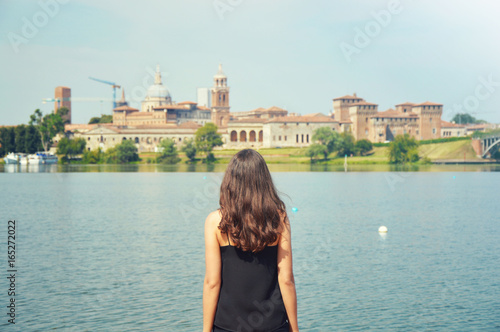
[145,64,172,100]
[147,84,170,99]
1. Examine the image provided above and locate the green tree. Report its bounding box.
[492,148,500,160]
[89,114,113,124]
[157,138,180,164]
[103,147,118,164]
[195,123,223,162]
[337,132,356,157]
[113,139,139,163]
[24,125,42,153]
[355,139,373,156]
[0,127,15,156]
[89,117,100,124]
[312,127,341,159]
[57,107,71,125]
[83,148,104,164]
[29,109,65,153]
[57,137,86,162]
[451,113,486,125]
[181,138,197,162]
[305,143,328,162]
[388,134,420,164]
[14,125,26,153]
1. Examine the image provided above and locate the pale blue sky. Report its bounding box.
[1,0,500,125]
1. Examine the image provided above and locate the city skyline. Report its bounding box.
[1,0,500,125]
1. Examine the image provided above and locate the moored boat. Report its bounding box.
[28,152,58,165]
[4,153,28,164]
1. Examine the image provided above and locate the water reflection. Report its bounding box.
[2,163,500,173]
[3,164,59,173]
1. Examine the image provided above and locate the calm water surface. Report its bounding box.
[0,171,499,331]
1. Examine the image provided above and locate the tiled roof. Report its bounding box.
[178,121,203,129]
[333,95,363,101]
[413,101,443,106]
[266,115,337,123]
[303,112,328,117]
[251,107,266,112]
[266,106,287,112]
[441,120,465,128]
[178,101,197,105]
[395,102,416,106]
[229,118,268,124]
[64,124,98,131]
[113,105,139,112]
[466,124,490,129]
[153,105,185,110]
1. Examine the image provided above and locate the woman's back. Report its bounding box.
[214,234,287,331]
[203,149,298,332]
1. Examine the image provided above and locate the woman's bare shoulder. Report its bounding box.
[205,209,222,227]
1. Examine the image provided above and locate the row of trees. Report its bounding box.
[305,127,423,164]
[0,109,66,157]
[0,125,43,156]
[305,127,373,161]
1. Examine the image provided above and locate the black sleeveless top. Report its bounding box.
[213,237,288,332]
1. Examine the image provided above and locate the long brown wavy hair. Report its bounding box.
[219,149,286,252]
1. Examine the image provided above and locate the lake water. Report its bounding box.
[0,169,499,331]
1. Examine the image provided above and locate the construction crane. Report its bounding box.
[88,77,121,109]
[42,97,113,109]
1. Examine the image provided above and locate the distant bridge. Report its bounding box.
[472,134,500,158]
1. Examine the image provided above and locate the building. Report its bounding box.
[55,86,71,124]
[112,65,211,127]
[211,64,231,127]
[441,120,467,137]
[68,65,448,153]
[197,88,211,108]
[333,95,443,142]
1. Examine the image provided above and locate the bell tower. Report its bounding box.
[211,64,230,127]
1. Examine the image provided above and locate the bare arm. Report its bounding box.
[203,211,222,332]
[277,214,299,331]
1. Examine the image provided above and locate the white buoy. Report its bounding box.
[378,226,388,233]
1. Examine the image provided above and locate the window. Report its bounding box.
[432,128,436,134]
[284,136,287,141]
[296,134,299,143]
[279,136,281,141]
